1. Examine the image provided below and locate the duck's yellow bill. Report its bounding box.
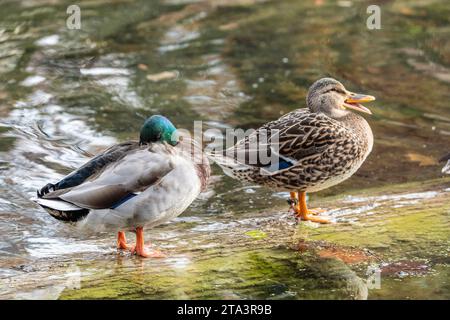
[344,93,375,114]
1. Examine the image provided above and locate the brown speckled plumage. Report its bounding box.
[211,78,374,193]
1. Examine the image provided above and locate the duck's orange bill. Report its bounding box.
[344,93,375,114]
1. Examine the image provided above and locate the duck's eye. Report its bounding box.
[325,88,346,94]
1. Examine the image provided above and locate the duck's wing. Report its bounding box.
[220,109,353,174]
[38,141,139,196]
[42,144,175,210]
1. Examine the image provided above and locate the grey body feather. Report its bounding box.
[34,138,210,231]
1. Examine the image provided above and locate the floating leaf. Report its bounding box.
[146,71,178,82]
[406,153,437,166]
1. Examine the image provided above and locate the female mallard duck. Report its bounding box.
[34,115,210,257]
[210,78,375,223]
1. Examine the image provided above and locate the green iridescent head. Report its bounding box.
[139,115,178,146]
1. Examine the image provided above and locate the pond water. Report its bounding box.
[0,0,449,299]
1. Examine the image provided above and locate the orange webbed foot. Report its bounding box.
[292,192,331,224]
[131,244,166,258]
[307,208,326,215]
[117,231,135,250]
[132,227,166,258]
[295,212,330,224]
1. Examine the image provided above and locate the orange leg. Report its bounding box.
[132,227,166,258]
[289,192,298,211]
[289,192,322,216]
[117,231,133,250]
[295,191,330,224]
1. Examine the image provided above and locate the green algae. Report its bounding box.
[245,230,268,240]
[309,208,449,255]
[52,176,449,300]
[58,248,365,300]
[304,177,450,260]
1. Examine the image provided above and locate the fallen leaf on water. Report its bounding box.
[146,71,178,82]
[138,64,148,71]
[219,22,239,31]
[406,153,437,166]
[318,247,373,264]
[398,6,414,16]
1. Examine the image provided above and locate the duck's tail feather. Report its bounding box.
[206,151,253,179]
[31,197,89,222]
[442,161,450,174]
[207,149,295,178]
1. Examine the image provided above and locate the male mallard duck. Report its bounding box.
[210,78,375,223]
[34,115,210,257]
[440,153,450,174]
